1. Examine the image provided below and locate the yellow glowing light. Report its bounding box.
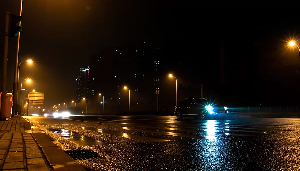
[26,78,31,83]
[168,74,173,78]
[289,40,296,47]
[82,97,86,100]
[63,103,65,105]
[99,93,101,96]
[32,89,35,92]
[82,127,85,130]
[71,100,74,103]
[122,133,129,138]
[122,127,129,130]
[27,59,33,64]
[58,104,60,106]
[124,86,128,90]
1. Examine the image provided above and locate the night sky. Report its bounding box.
[1,0,300,108]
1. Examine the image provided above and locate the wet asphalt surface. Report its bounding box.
[24,115,300,170]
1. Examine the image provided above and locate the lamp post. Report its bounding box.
[12,0,23,117]
[82,97,87,113]
[98,93,105,114]
[168,74,178,106]
[15,59,33,116]
[103,95,105,114]
[288,40,300,61]
[20,78,31,115]
[124,86,130,112]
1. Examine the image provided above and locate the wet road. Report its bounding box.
[24,115,300,170]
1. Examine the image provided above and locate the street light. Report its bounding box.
[26,78,31,83]
[123,86,130,112]
[20,77,31,115]
[82,97,87,113]
[288,40,300,61]
[168,73,178,106]
[14,58,34,116]
[98,93,104,114]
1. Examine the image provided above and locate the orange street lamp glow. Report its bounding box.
[26,78,31,83]
[72,100,74,103]
[82,97,86,100]
[27,59,33,64]
[32,89,35,92]
[99,93,101,96]
[124,86,128,90]
[168,74,173,78]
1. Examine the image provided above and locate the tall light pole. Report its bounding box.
[99,93,105,114]
[168,74,178,106]
[12,0,23,117]
[20,78,31,115]
[1,12,10,120]
[82,97,87,113]
[103,95,105,114]
[124,86,130,112]
[17,59,33,115]
[288,40,300,61]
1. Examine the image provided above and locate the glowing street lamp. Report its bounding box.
[14,58,34,117]
[123,86,130,112]
[287,40,300,61]
[32,89,35,92]
[26,59,33,64]
[168,73,178,106]
[26,78,31,83]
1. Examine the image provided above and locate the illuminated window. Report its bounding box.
[120,53,122,55]
[116,50,118,51]
[115,76,117,78]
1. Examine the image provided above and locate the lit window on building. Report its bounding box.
[120,53,122,55]
[100,57,101,58]
[93,78,94,80]
[115,76,117,78]
[119,98,121,100]
[116,50,118,51]
[136,50,138,53]
[137,103,139,105]
[158,79,159,81]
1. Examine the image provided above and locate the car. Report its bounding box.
[174,97,228,119]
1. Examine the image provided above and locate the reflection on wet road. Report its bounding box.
[24,116,300,170]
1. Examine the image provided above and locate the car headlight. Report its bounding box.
[205,105,215,114]
[224,107,227,110]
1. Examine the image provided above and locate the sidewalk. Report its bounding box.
[0,116,86,171]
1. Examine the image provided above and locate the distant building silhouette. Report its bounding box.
[76,67,90,106]
[88,42,164,114]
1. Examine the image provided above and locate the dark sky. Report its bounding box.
[1,0,300,108]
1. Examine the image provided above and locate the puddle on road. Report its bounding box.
[50,128,105,146]
[83,127,169,142]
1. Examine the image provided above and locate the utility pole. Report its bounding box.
[1,12,10,120]
[12,0,23,117]
[103,96,104,114]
